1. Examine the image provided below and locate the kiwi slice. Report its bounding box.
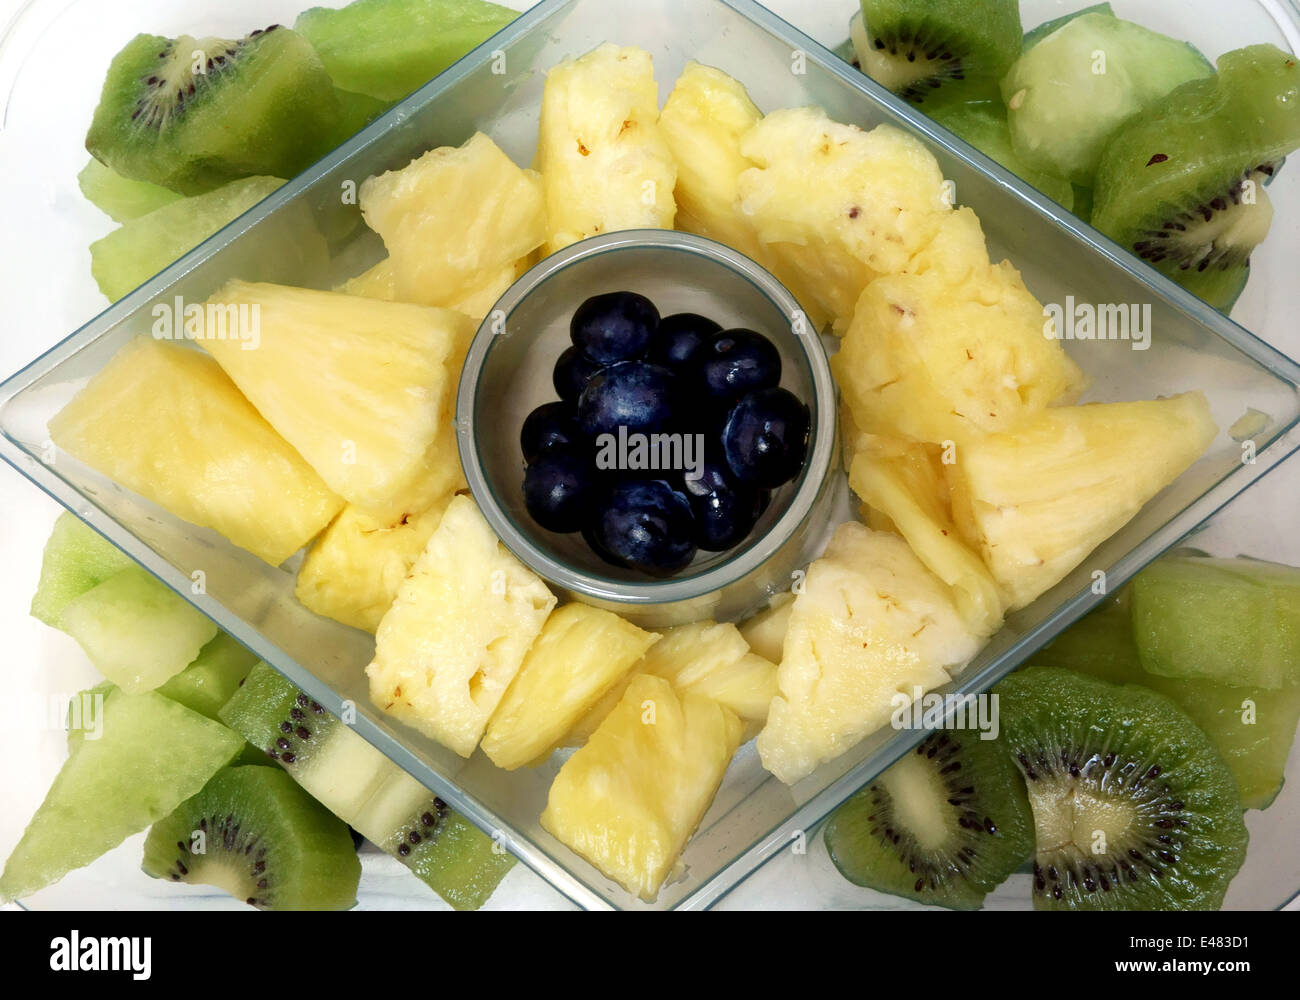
[996,667,1248,910]
[824,728,1034,909]
[852,0,1021,106]
[1002,13,1213,187]
[143,766,360,910]
[85,25,340,195]
[220,663,514,909]
[927,99,1074,210]
[1092,44,1300,312]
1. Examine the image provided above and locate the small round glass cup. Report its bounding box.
[457,230,838,628]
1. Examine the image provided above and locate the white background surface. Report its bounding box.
[0,0,1297,912]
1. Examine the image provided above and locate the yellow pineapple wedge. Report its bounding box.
[49,338,341,565]
[359,132,545,315]
[833,211,1086,446]
[481,604,659,770]
[295,494,455,633]
[366,495,557,757]
[739,593,794,664]
[541,674,742,901]
[563,619,776,745]
[848,436,1006,637]
[537,43,676,253]
[947,393,1217,610]
[658,64,765,261]
[199,281,473,517]
[737,109,953,332]
[757,522,981,784]
[337,258,397,300]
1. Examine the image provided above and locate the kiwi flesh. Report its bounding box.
[996,667,1248,910]
[85,26,340,195]
[1092,44,1300,312]
[824,727,1034,909]
[143,766,360,910]
[853,0,1022,106]
[220,663,514,909]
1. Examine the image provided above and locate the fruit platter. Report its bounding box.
[1,0,1300,913]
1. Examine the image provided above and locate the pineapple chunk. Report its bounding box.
[737,109,953,331]
[295,494,455,633]
[659,64,765,262]
[366,495,557,757]
[947,393,1217,610]
[337,258,397,300]
[48,338,341,565]
[563,619,777,744]
[739,593,794,664]
[359,132,545,315]
[200,281,474,516]
[481,603,659,770]
[848,436,1006,637]
[757,523,981,784]
[833,247,1086,446]
[541,674,742,900]
[537,43,676,252]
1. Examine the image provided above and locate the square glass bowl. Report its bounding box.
[2,0,1300,909]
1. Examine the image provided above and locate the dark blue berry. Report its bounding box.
[588,479,697,576]
[722,388,810,489]
[523,451,595,533]
[570,291,658,365]
[553,345,604,404]
[521,401,582,464]
[646,312,722,371]
[699,329,781,406]
[578,361,681,439]
[682,457,766,551]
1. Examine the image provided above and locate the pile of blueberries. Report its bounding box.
[520,290,810,577]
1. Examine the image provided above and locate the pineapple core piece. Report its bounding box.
[757,522,982,784]
[48,338,342,566]
[542,674,742,901]
[482,603,659,770]
[295,494,455,634]
[359,132,546,315]
[200,281,474,517]
[833,208,1086,447]
[366,495,557,757]
[537,43,677,253]
[946,392,1217,610]
[737,108,953,332]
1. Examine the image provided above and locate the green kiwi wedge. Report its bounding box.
[996,667,1248,910]
[143,766,360,910]
[296,0,518,103]
[1092,44,1300,312]
[824,727,1034,909]
[85,25,340,195]
[1001,13,1213,187]
[851,0,1022,106]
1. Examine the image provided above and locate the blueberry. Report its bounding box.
[553,345,603,404]
[645,312,722,371]
[722,387,810,489]
[682,457,765,551]
[570,291,659,365]
[699,329,781,406]
[578,361,681,439]
[521,401,583,464]
[587,479,697,575]
[523,451,596,533]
